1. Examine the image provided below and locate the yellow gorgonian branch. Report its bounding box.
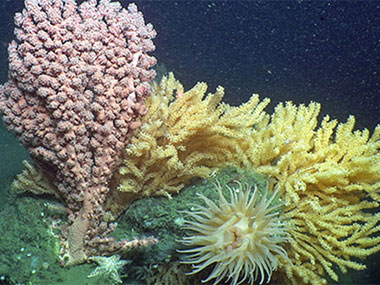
[105,73,270,217]
[243,101,380,284]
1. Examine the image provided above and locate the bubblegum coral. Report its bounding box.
[0,0,156,265]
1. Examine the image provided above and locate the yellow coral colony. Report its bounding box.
[107,73,270,216]
[109,73,380,284]
[12,160,58,198]
[242,102,380,284]
[180,181,290,285]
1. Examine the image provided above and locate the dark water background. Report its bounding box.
[0,1,379,284]
[140,0,380,132]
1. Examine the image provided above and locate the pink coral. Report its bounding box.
[0,0,156,266]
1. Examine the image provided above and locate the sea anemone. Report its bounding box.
[180,181,290,285]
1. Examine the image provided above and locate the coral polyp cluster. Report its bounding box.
[180,181,290,285]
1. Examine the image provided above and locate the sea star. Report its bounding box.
[87,255,130,284]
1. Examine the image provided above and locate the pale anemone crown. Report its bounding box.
[180,181,290,285]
